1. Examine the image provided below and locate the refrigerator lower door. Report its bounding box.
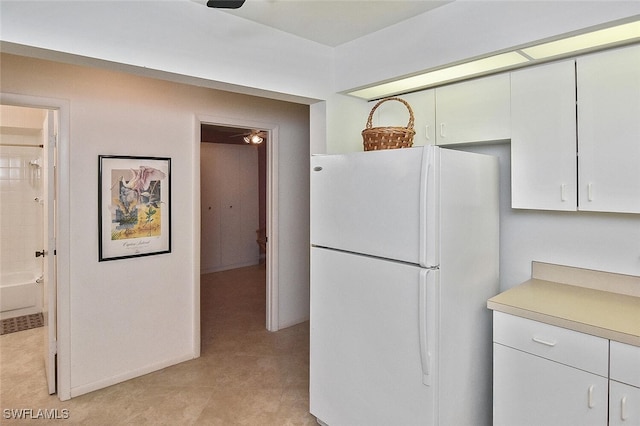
[311,146,430,265]
[310,247,436,426]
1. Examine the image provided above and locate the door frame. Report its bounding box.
[1,92,71,400]
[195,114,280,348]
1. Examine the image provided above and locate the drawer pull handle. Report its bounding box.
[621,396,628,420]
[588,385,595,409]
[531,337,556,347]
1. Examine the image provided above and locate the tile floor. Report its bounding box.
[0,264,316,425]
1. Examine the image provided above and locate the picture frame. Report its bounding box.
[98,155,171,261]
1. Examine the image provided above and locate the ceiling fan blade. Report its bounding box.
[206,0,245,9]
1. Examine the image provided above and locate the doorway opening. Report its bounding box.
[198,119,279,337]
[200,124,267,271]
[0,103,58,396]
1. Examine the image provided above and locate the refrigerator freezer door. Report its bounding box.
[310,247,436,426]
[311,146,432,265]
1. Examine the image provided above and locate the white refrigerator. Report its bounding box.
[310,145,499,426]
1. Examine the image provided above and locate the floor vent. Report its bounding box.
[0,313,44,335]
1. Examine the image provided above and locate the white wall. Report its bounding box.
[0,53,310,397]
[0,0,333,103]
[454,143,640,291]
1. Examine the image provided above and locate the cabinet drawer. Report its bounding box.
[493,311,608,376]
[611,341,640,387]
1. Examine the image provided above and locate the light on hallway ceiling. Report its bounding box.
[347,18,640,100]
[244,133,263,144]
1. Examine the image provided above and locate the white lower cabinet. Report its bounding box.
[609,341,640,425]
[493,312,608,425]
[610,381,640,426]
[494,312,640,425]
[494,343,608,426]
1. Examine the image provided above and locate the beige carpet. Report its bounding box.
[0,264,315,424]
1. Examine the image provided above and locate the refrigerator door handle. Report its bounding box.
[419,269,435,386]
[419,146,438,268]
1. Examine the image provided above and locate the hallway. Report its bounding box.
[0,265,315,424]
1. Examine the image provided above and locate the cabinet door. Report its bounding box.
[370,90,436,145]
[435,73,510,145]
[577,44,640,213]
[610,381,640,426]
[493,343,608,426]
[511,60,577,210]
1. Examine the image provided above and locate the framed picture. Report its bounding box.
[98,155,171,261]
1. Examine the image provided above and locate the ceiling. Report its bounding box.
[210,0,453,47]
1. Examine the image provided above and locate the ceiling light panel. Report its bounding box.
[521,20,640,60]
[348,51,529,100]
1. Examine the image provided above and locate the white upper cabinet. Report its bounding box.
[435,73,511,145]
[511,60,577,211]
[577,44,640,214]
[510,44,640,213]
[369,90,436,146]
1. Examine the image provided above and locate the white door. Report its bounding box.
[42,110,57,395]
[200,143,259,272]
[310,247,436,425]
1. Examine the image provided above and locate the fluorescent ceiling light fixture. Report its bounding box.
[349,52,528,99]
[348,19,640,100]
[521,20,640,60]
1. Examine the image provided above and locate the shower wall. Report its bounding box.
[0,106,45,280]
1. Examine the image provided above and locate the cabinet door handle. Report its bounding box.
[531,336,556,347]
[588,385,595,408]
[621,396,628,420]
[587,183,594,201]
[561,184,567,202]
[440,123,446,138]
[425,125,430,140]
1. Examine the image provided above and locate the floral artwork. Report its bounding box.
[112,166,164,239]
[99,156,171,261]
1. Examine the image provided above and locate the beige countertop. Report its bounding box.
[487,262,640,347]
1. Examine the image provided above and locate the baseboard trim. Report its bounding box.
[200,259,260,274]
